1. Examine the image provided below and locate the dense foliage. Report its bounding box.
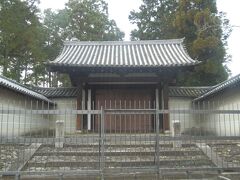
[65,0,124,41]
[0,0,45,84]
[129,0,231,86]
[0,0,124,86]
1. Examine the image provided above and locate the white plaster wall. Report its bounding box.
[0,86,78,137]
[0,87,50,137]
[169,97,196,133]
[200,87,240,136]
[51,98,77,134]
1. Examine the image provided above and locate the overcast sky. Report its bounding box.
[39,0,240,77]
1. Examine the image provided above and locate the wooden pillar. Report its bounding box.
[82,88,86,110]
[156,83,163,131]
[155,87,160,111]
[155,85,160,132]
[162,83,170,131]
[76,83,83,130]
[87,89,91,130]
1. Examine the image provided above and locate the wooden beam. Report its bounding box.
[74,76,174,83]
[48,65,189,75]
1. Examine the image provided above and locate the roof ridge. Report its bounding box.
[63,38,185,46]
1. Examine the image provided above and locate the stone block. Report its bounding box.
[55,120,64,148]
[172,120,182,148]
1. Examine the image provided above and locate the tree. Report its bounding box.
[129,0,178,40]
[43,9,69,61]
[0,0,124,86]
[129,0,231,86]
[65,0,124,41]
[0,0,45,84]
[41,8,71,87]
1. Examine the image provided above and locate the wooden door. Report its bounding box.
[94,88,154,133]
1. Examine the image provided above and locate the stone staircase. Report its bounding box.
[22,143,214,172]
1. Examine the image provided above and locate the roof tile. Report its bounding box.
[0,75,53,103]
[34,87,80,98]
[49,39,199,68]
[194,74,240,101]
[169,86,211,98]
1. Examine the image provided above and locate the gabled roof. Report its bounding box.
[49,38,199,68]
[0,75,53,103]
[194,74,240,101]
[169,86,212,98]
[34,87,80,98]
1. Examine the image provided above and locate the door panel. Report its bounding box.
[94,88,154,133]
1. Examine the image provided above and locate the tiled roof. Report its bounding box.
[49,39,199,68]
[194,74,240,101]
[0,75,53,103]
[169,86,211,98]
[34,87,80,98]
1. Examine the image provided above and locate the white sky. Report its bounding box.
[39,0,240,77]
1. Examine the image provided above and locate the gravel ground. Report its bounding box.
[0,144,27,171]
[208,141,240,165]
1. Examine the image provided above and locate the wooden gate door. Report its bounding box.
[94,88,154,133]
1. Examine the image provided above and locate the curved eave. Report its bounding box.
[48,61,200,68]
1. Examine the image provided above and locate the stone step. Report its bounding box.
[34,149,203,156]
[25,158,213,169]
[49,143,196,148]
[208,142,240,146]
[29,155,208,162]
